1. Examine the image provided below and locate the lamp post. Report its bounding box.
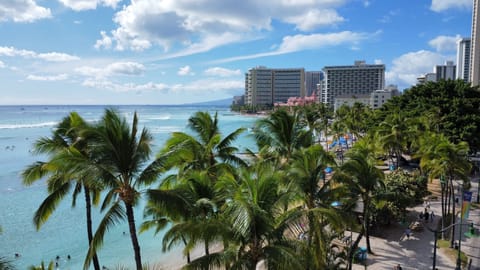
[425,222,472,270]
[455,189,465,270]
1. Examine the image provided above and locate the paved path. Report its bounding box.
[352,199,455,270]
[351,176,480,270]
[458,176,480,270]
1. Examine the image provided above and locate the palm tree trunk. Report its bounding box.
[125,202,142,270]
[450,179,456,248]
[364,210,373,254]
[347,228,364,270]
[84,186,101,270]
[441,184,445,239]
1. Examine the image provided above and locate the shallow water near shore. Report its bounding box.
[0,105,257,269]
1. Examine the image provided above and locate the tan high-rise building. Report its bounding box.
[245,67,305,106]
[470,0,480,85]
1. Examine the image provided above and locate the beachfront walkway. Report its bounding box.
[353,176,480,270]
[459,176,480,270]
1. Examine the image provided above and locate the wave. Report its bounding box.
[150,126,183,134]
[146,114,172,120]
[0,122,57,129]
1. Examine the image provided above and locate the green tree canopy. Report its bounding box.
[377,80,480,152]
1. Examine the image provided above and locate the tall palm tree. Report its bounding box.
[143,111,246,267]
[144,169,227,264]
[22,112,102,270]
[254,109,312,162]
[376,111,410,169]
[333,142,385,270]
[160,111,246,172]
[344,102,373,138]
[85,109,166,270]
[287,145,344,269]
[186,163,302,270]
[417,133,471,245]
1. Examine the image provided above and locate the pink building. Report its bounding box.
[274,92,318,107]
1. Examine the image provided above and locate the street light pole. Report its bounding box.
[432,230,438,270]
[425,222,472,270]
[455,186,465,270]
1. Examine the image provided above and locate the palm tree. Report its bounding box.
[254,109,312,162]
[186,163,302,270]
[417,133,471,245]
[22,112,102,270]
[85,109,166,270]
[160,111,246,172]
[287,145,344,269]
[144,169,227,264]
[333,141,385,270]
[376,111,410,169]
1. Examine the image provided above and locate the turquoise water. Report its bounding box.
[0,105,258,269]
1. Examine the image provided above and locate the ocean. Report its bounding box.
[0,105,258,270]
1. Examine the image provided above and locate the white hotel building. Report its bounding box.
[322,61,385,107]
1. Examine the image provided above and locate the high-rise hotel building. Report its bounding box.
[245,67,305,106]
[470,0,480,86]
[456,38,471,82]
[322,61,385,106]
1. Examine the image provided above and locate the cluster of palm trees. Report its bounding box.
[19,93,473,270]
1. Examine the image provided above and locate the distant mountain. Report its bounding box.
[186,98,232,106]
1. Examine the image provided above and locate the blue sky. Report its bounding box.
[0,0,473,105]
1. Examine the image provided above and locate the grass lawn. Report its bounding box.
[437,239,468,267]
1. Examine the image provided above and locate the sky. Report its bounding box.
[0,0,474,105]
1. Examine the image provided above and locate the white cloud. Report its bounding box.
[386,50,448,88]
[0,0,51,22]
[82,78,243,95]
[278,31,371,52]
[76,61,146,78]
[37,52,80,62]
[96,0,349,52]
[178,65,194,76]
[285,9,344,31]
[173,79,243,95]
[27,74,69,81]
[430,0,471,12]
[428,35,461,52]
[82,79,170,92]
[0,46,79,62]
[213,30,373,63]
[204,67,241,77]
[0,60,5,68]
[94,31,113,49]
[107,62,145,75]
[58,0,121,11]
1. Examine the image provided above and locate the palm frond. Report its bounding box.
[33,181,72,230]
[84,201,126,270]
